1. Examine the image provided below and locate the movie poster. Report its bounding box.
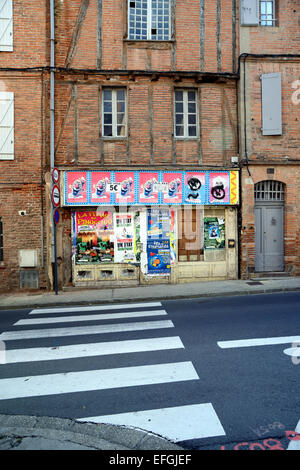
[114,172,136,204]
[209,172,230,204]
[204,217,225,249]
[75,211,114,264]
[184,172,206,204]
[147,239,171,275]
[114,213,135,262]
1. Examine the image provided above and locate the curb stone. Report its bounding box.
[0,415,183,451]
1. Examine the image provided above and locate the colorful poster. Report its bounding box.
[147,208,171,239]
[162,172,183,204]
[209,172,230,204]
[75,211,114,263]
[114,172,136,204]
[114,213,135,262]
[90,172,112,204]
[184,172,206,204]
[66,172,88,204]
[204,217,225,249]
[147,239,171,275]
[138,172,159,204]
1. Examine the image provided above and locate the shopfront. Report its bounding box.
[61,169,239,287]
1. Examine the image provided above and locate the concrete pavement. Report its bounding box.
[1,276,300,310]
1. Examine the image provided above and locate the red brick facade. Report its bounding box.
[239,1,300,278]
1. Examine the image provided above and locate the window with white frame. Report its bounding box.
[260,0,276,26]
[174,89,198,138]
[128,0,170,41]
[0,217,3,263]
[102,88,127,138]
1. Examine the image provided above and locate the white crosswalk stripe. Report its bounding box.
[14,309,168,326]
[0,302,226,444]
[4,337,185,363]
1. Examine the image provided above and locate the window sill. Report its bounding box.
[101,137,128,143]
[175,137,199,141]
[124,39,175,49]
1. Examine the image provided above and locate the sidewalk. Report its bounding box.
[1,276,300,310]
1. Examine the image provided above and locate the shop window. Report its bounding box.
[128,0,170,41]
[174,89,198,138]
[0,217,3,262]
[177,207,203,262]
[102,88,127,138]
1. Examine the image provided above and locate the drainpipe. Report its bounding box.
[50,0,58,294]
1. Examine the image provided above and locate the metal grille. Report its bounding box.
[254,180,284,201]
[0,217,3,262]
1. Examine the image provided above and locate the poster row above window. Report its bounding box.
[64,170,239,206]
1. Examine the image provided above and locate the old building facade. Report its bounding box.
[5,1,300,292]
[0,0,48,292]
[239,0,300,278]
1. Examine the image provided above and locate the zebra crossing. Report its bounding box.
[0,301,225,444]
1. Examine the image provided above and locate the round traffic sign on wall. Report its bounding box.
[52,168,60,184]
[52,184,60,207]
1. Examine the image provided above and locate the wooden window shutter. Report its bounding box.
[0,0,13,51]
[261,73,282,136]
[240,0,259,26]
[0,91,14,160]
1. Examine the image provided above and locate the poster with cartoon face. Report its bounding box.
[138,172,159,204]
[90,171,112,204]
[66,172,88,204]
[209,172,230,204]
[184,172,205,204]
[162,172,183,204]
[115,172,136,204]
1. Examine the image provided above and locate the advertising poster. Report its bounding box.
[114,213,135,262]
[75,211,114,263]
[209,172,230,204]
[204,217,225,249]
[184,172,206,204]
[114,172,136,204]
[90,171,112,204]
[147,239,171,275]
[138,172,160,204]
[66,172,88,204]
[162,172,183,204]
[147,208,171,239]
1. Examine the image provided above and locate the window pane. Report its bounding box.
[188,90,196,102]
[104,101,112,113]
[103,89,112,101]
[188,102,196,113]
[188,114,196,125]
[117,113,125,125]
[104,125,113,136]
[175,90,183,101]
[175,102,183,113]
[104,114,112,124]
[117,89,125,101]
[117,125,126,136]
[188,126,197,137]
[176,125,184,136]
[175,114,184,125]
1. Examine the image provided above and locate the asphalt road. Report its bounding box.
[0,291,299,450]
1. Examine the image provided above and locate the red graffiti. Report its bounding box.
[220,429,300,450]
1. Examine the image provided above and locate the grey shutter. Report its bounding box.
[261,73,282,136]
[240,0,259,26]
[0,0,13,51]
[0,91,14,160]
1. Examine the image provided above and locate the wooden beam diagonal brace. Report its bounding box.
[65,0,90,68]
